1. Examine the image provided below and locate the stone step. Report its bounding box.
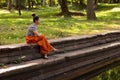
[0,41,120,80]
[49,40,120,55]
[1,31,120,64]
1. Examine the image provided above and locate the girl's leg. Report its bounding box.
[26,35,56,58]
[37,35,54,55]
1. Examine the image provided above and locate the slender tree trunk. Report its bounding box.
[113,0,119,3]
[98,0,102,3]
[31,0,34,8]
[16,0,21,15]
[79,0,86,8]
[87,0,97,20]
[42,0,46,6]
[118,0,120,3]
[58,0,71,18]
[7,0,12,11]
[73,0,79,6]
[28,0,31,9]
[94,0,98,9]
[94,0,98,5]
[49,0,55,6]
[15,0,18,9]
[104,0,108,3]
[71,0,74,4]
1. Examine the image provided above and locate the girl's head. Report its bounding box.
[32,13,40,25]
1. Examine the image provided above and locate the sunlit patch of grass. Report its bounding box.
[0,4,120,45]
[111,7,120,12]
[96,3,120,11]
[0,9,10,14]
[96,3,120,20]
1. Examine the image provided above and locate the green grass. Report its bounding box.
[90,66,120,80]
[0,4,120,45]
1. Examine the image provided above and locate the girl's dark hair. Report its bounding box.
[32,13,39,23]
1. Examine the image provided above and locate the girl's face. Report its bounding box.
[35,19,40,25]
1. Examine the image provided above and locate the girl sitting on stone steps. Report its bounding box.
[25,14,57,59]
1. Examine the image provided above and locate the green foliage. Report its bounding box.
[0,0,6,8]
[0,0,120,9]
[91,66,120,80]
[0,63,5,67]
[14,58,24,64]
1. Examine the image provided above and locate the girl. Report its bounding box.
[25,14,57,59]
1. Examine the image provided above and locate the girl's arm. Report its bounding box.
[33,30,42,36]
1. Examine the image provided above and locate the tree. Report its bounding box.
[94,0,98,9]
[79,0,86,8]
[94,0,98,6]
[28,0,31,9]
[58,0,71,17]
[87,0,97,20]
[49,0,55,6]
[16,0,21,15]
[113,0,120,3]
[31,0,34,8]
[7,0,12,11]
[42,0,46,6]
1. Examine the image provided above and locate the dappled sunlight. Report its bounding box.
[96,11,109,17]
[0,62,38,73]
[0,10,10,14]
[96,4,120,20]
[111,7,120,12]
[0,3,120,44]
[108,25,120,30]
[0,9,23,15]
[0,18,31,26]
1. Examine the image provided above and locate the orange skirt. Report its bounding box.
[25,35,54,55]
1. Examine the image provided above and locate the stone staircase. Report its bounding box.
[0,31,120,80]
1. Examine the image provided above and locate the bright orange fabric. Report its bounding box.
[25,35,54,54]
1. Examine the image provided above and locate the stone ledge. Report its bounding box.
[0,41,120,80]
[0,31,120,64]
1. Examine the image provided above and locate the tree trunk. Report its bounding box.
[94,0,98,5]
[16,0,21,15]
[71,0,74,4]
[42,0,46,6]
[15,0,18,9]
[94,0,98,9]
[79,0,86,8]
[49,0,55,6]
[28,0,31,9]
[98,0,102,3]
[73,0,79,6]
[7,0,12,11]
[58,0,71,18]
[113,0,119,3]
[104,0,108,3]
[87,0,97,20]
[31,0,34,8]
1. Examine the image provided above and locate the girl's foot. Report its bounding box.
[44,54,48,59]
[53,48,58,51]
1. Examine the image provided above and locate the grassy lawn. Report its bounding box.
[0,4,120,45]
